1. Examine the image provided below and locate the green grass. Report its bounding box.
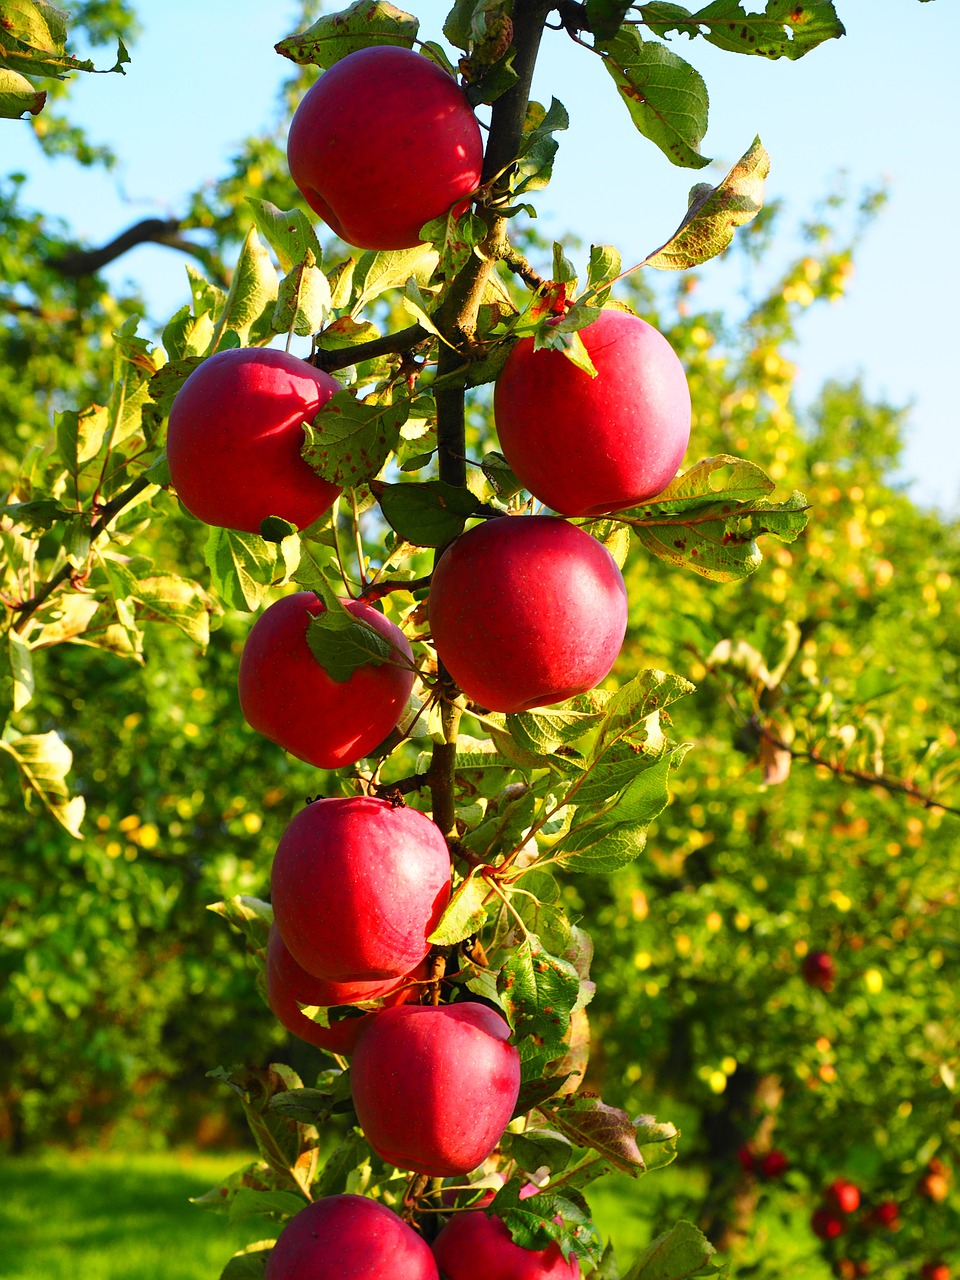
[0,1150,264,1280]
[0,1148,830,1279]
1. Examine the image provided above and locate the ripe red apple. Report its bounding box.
[287,46,483,251]
[239,591,415,768]
[265,924,412,1055]
[166,347,341,533]
[736,1145,756,1174]
[264,1193,439,1280]
[493,309,691,517]
[826,1179,861,1215]
[921,1264,950,1280]
[351,1002,521,1176]
[811,1206,845,1240]
[271,796,451,982]
[803,949,835,990]
[432,1210,580,1280]
[759,1149,789,1179]
[428,516,627,713]
[869,1200,900,1230]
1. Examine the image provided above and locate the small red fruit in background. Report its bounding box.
[494,308,691,517]
[264,1193,438,1280]
[919,1160,951,1202]
[238,591,414,768]
[811,1206,845,1240]
[826,1179,861,1215]
[287,46,483,251]
[921,1264,950,1280]
[350,1002,521,1176]
[429,516,627,713]
[167,347,341,534]
[870,1200,900,1229]
[270,796,451,983]
[803,949,835,991]
[759,1149,789,1179]
[432,1209,580,1280]
[736,1145,755,1174]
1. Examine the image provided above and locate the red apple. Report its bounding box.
[166,347,341,533]
[493,309,691,517]
[826,1179,861,1215]
[736,1145,756,1174]
[871,1200,900,1229]
[239,591,415,768]
[759,1149,789,1179]
[921,1264,950,1280]
[811,1206,845,1240]
[264,1193,439,1280]
[265,924,413,1055]
[270,796,451,982]
[287,46,483,251]
[803,949,835,990]
[433,1210,580,1280]
[428,516,627,713]
[351,1002,521,1176]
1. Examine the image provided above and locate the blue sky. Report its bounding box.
[4,1,957,510]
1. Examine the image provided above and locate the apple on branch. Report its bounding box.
[433,1209,580,1280]
[270,796,451,983]
[494,309,691,517]
[166,347,341,534]
[428,515,628,713]
[264,1193,439,1280]
[350,1002,521,1176]
[287,46,483,251]
[238,591,415,769]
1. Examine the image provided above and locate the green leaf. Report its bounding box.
[314,1130,372,1197]
[622,1220,725,1280]
[1,0,67,51]
[376,480,484,547]
[507,706,605,757]
[491,1181,602,1265]
[541,1096,679,1176]
[586,0,634,40]
[594,669,695,755]
[275,1,420,68]
[207,895,274,951]
[507,1129,575,1176]
[480,450,524,499]
[640,0,845,61]
[103,562,213,650]
[0,66,45,117]
[0,728,84,837]
[227,1188,306,1225]
[213,227,279,346]
[204,527,298,613]
[7,626,34,717]
[245,199,323,275]
[645,138,769,269]
[162,306,215,362]
[586,244,623,303]
[350,244,439,316]
[304,586,399,684]
[498,935,581,1052]
[303,391,408,487]
[598,28,710,169]
[428,872,490,945]
[272,249,331,337]
[57,403,108,473]
[218,1241,275,1280]
[514,98,570,194]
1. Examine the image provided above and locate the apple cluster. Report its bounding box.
[163,41,695,1280]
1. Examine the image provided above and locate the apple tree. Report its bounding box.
[4,2,955,1278]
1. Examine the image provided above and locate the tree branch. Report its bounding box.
[12,474,152,633]
[758,724,960,819]
[45,217,222,281]
[310,324,430,374]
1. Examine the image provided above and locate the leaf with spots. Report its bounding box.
[498,935,581,1055]
[0,728,84,837]
[275,0,419,69]
[617,454,809,580]
[491,1179,602,1264]
[644,137,769,270]
[302,390,408,487]
[246,199,322,275]
[539,1096,680,1176]
[597,28,710,170]
[639,0,845,61]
